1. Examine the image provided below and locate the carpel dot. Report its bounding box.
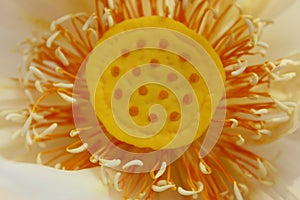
[189,73,200,83]
[137,40,146,48]
[158,90,169,100]
[111,66,120,77]
[159,39,169,49]
[148,113,158,122]
[150,58,160,67]
[168,72,178,82]
[138,86,148,95]
[183,93,193,105]
[132,67,141,76]
[121,49,130,57]
[179,52,190,62]
[129,106,139,117]
[170,111,181,121]
[114,88,123,100]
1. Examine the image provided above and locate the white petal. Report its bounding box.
[269,55,300,137]
[0,157,117,200]
[11,0,94,22]
[248,132,300,199]
[236,0,295,18]
[262,0,300,61]
[0,0,31,77]
[0,0,93,76]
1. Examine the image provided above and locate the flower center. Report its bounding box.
[85,16,225,150]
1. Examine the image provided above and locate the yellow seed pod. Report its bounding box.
[85,16,225,150]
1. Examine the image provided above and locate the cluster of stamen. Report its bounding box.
[1,0,299,200]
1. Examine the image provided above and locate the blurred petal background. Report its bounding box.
[0,0,300,199]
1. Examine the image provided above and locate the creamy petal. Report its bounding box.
[0,77,28,148]
[11,0,94,24]
[236,0,295,18]
[0,0,32,77]
[0,157,117,200]
[0,0,94,76]
[270,54,300,138]
[262,0,300,61]
[248,132,300,199]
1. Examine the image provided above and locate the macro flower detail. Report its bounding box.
[1,0,300,200]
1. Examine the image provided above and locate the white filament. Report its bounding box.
[114,172,123,192]
[46,31,61,48]
[155,162,167,179]
[66,143,88,153]
[122,160,143,169]
[100,159,121,168]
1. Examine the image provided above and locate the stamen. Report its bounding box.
[36,153,43,164]
[103,8,115,28]
[251,108,268,115]
[54,163,62,169]
[122,160,143,169]
[264,160,278,173]
[258,129,271,135]
[24,89,34,104]
[4,113,25,122]
[271,97,293,114]
[238,183,249,195]
[29,66,47,82]
[82,15,97,31]
[35,80,44,93]
[199,161,212,174]
[156,180,168,186]
[229,119,238,128]
[108,0,115,9]
[87,28,99,46]
[66,143,88,153]
[46,31,61,48]
[154,161,167,179]
[50,14,73,31]
[26,130,33,145]
[38,123,58,138]
[236,135,245,146]
[90,155,99,163]
[257,159,268,177]
[114,172,123,191]
[100,165,108,185]
[210,7,218,19]
[70,129,80,137]
[177,181,203,196]
[107,14,115,28]
[266,115,289,123]
[257,41,269,49]
[244,18,254,35]
[233,181,244,200]
[249,73,259,85]
[32,113,44,122]
[58,91,77,103]
[53,83,74,89]
[55,47,70,66]
[272,59,299,72]
[260,179,274,186]
[21,113,33,136]
[99,158,121,167]
[152,183,176,192]
[43,60,61,70]
[231,60,247,76]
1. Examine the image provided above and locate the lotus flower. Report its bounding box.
[1,0,300,199]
